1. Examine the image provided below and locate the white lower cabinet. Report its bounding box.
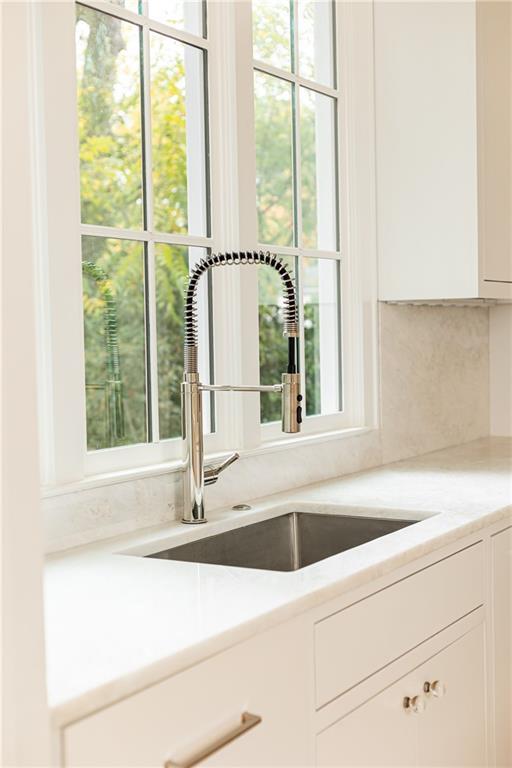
[316,625,486,768]
[61,536,503,768]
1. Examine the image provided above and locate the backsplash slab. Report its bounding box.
[380,304,489,463]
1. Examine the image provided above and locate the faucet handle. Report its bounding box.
[204,452,239,486]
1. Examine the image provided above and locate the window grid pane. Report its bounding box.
[297,0,335,87]
[150,32,208,236]
[302,256,341,417]
[252,2,338,253]
[254,71,295,247]
[148,0,205,37]
[106,0,141,14]
[252,1,342,423]
[76,5,144,230]
[300,86,338,251]
[155,244,213,440]
[76,1,212,452]
[258,256,297,423]
[82,236,148,450]
[252,0,292,71]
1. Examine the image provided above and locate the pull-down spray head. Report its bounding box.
[282,371,302,433]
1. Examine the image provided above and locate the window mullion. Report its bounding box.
[253,60,339,101]
[212,0,261,451]
[141,23,154,233]
[292,0,302,251]
[297,257,307,415]
[140,21,160,443]
[293,86,303,251]
[292,0,305,408]
[79,226,212,248]
[145,241,159,442]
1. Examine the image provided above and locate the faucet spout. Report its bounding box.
[181,251,301,525]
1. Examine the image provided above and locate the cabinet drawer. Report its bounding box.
[63,619,309,767]
[314,543,483,708]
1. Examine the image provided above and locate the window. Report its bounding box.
[36,0,376,486]
[252,1,343,428]
[75,1,212,454]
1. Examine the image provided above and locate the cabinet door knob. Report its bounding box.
[403,694,425,713]
[424,680,446,698]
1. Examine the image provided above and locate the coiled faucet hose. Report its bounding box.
[184,250,299,374]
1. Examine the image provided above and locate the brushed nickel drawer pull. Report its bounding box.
[164,712,262,768]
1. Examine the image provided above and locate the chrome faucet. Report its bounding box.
[181,250,302,524]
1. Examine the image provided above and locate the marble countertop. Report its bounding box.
[44,437,512,727]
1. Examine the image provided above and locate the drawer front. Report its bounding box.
[314,543,484,708]
[63,618,309,767]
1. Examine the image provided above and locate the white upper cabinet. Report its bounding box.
[375,1,512,301]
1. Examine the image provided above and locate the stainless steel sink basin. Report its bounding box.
[146,512,418,572]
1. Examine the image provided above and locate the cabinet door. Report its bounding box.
[492,527,512,767]
[478,2,512,286]
[374,1,481,302]
[316,670,419,767]
[417,625,486,767]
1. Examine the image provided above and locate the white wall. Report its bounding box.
[1,3,51,765]
[490,305,512,436]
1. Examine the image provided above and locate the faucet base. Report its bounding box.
[181,518,208,525]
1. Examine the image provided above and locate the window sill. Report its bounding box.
[41,426,375,499]
[239,425,374,459]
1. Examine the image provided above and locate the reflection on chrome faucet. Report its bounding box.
[181,251,302,524]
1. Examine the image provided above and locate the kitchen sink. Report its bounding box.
[146,511,419,572]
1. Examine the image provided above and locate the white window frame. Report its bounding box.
[34,0,378,491]
[73,0,221,474]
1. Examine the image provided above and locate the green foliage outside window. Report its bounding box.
[82,236,146,450]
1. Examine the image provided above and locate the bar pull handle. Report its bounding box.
[164,712,262,768]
